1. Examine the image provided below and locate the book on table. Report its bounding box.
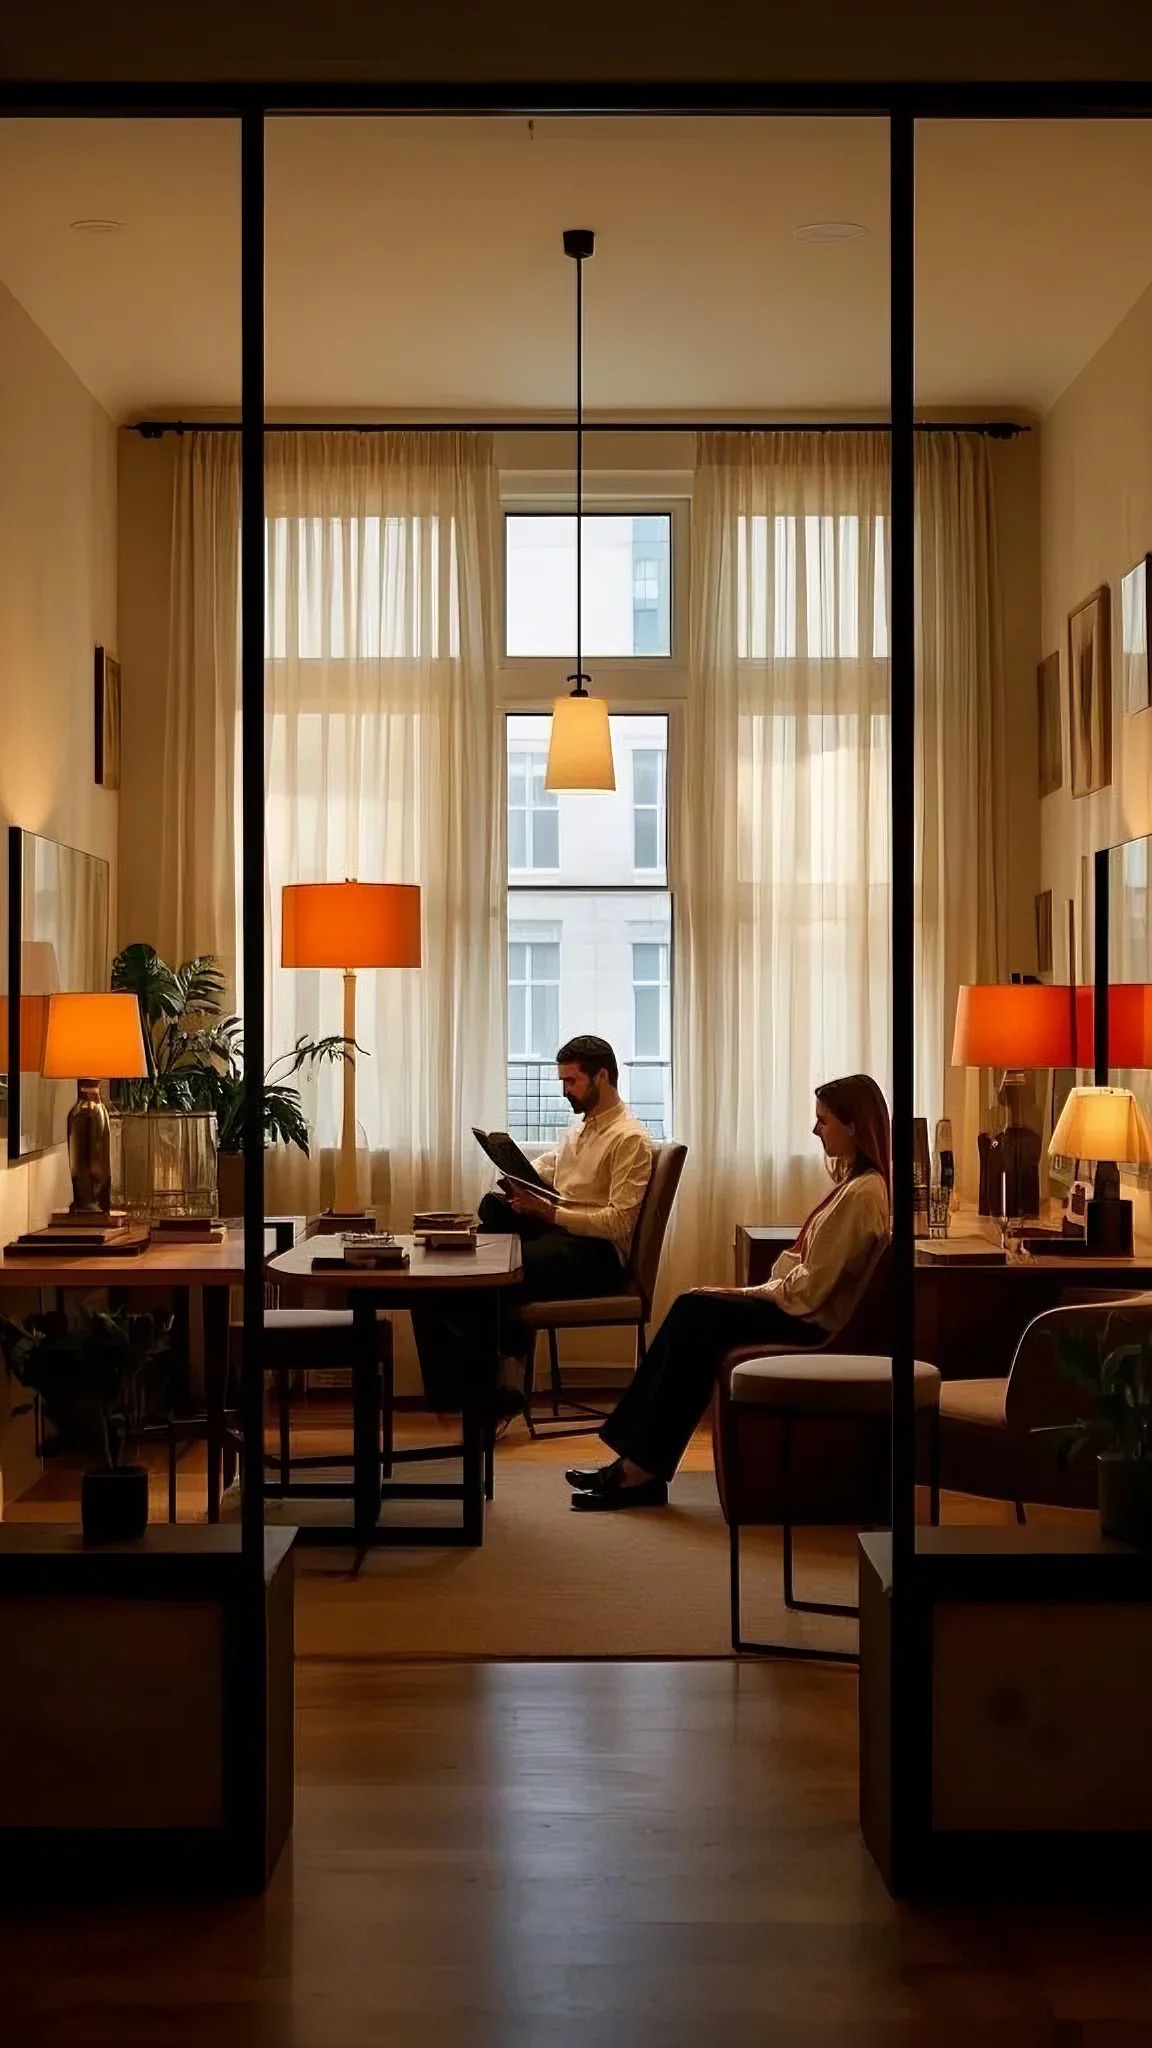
[5,1225,152,1257]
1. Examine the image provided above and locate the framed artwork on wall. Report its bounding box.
[1037,651,1062,796]
[94,645,121,790]
[1067,585,1111,798]
[1121,553,1152,715]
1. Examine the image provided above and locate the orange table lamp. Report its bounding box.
[281,881,422,1217]
[41,992,148,1215]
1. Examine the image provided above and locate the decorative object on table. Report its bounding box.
[927,1184,951,1239]
[1067,584,1111,798]
[0,1305,172,1541]
[1035,889,1053,977]
[4,1223,151,1257]
[1036,652,1063,797]
[7,827,109,1162]
[281,882,422,1221]
[40,992,148,1217]
[912,1116,931,1237]
[413,1210,477,1250]
[1121,554,1152,715]
[1047,1084,1152,1258]
[110,942,351,1218]
[310,1230,410,1272]
[952,981,1077,1218]
[93,644,122,789]
[1035,1307,1152,1545]
[544,228,616,794]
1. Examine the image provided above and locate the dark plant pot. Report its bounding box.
[216,1151,245,1220]
[1097,1455,1152,1548]
[81,1464,150,1544]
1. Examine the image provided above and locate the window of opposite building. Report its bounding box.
[506,711,672,1144]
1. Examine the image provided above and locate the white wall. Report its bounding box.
[0,282,119,1501]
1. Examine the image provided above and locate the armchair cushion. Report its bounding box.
[512,1292,643,1330]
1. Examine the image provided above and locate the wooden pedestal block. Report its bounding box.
[0,1525,295,1893]
[859,1527,1152,1895]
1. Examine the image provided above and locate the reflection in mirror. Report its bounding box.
[1107,833,1152,1184]
[5,829,110,1160]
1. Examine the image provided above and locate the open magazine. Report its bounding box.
[471,1127,551,1192]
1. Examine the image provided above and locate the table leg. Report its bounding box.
[202,1285,231,1524]
[353,1295,382,1548]
[462,1409,484,1545]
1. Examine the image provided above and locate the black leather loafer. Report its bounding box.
[571,1476,668,1512]
[565,1460,621,1492]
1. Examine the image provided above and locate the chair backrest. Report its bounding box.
[1003,1292,1152,1433]
[820,1234,894,1354]
[627,1140,688,1317]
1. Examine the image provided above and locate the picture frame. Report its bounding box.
[1034,888,1053,977]
[1067,585,1111,798]
[1037,651,1062,797]
[94,645,121,790]
[1121,553,1152,715]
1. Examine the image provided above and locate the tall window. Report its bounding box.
[508,749,559,871]
[506,713,672,1142]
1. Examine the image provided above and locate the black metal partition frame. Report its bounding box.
[4,82,1152,1862]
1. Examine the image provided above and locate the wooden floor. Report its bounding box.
[2,1656,1152,2044]
[2,1409,1143,2043]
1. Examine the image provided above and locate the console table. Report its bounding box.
[734,1224,1152,1377]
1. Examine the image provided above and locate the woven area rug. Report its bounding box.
[290,1437,863,1661]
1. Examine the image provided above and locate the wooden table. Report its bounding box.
[735,1223,1152,1378]
[0,1225,293,1521]
[265,1233,523,1549]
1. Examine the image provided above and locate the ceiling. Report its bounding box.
[2,116,1152,421]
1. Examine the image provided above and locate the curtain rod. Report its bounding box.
[132,418,1028,439]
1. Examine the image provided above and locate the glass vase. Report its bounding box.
[110,1110,219,1220]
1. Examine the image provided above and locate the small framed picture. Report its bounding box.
[1037,651,1062,797]
[1067,585,1111,798]
[94,645,121,790]
[1035,888,1053,977]
[1121,553,1152,714]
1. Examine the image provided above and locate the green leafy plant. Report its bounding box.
[111,943,355,1156]
[1035,1314,1152,1468]
[0,1307,173,1470]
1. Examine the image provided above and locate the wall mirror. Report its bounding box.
[1105,831,1152,1184]
[5,828,110,1161]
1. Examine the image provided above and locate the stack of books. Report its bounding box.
[311,1232,410,1273]
[149,1216,226,1245]
[5,1217,152,1257]
[413,1210,477,1251]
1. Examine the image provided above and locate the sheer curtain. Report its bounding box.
[159,433,241,984]
[260,431,504,1221]
[160,428,504,1224]
[673,430,1007,1291]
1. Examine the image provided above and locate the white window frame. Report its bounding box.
[508,924,563,1061]
[507,745,560,874]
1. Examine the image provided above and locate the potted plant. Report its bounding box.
[0,1307,173,1542]
[111,943,353,1216]
[1037,1311,1152,1546]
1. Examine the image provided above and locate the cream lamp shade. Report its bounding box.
[544,691,616,793]
[1048,1085,1152,1166]
[281,881,422,970]
[41,992,147,1081]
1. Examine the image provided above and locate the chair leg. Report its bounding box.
[1014,1498,1027,1525]
[484,1425,495,1502]
[278,1367,291,1493]
[548,1327,563,1418]
[728,1405,857,1664]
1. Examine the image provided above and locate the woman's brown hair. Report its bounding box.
[815,1073,892,1192]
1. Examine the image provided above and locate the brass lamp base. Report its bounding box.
[66,1081,113,1215]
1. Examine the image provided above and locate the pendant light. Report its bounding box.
[544,228,616,792]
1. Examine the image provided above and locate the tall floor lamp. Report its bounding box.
[281,881,422,1222]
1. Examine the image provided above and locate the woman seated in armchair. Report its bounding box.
[567,1072,891,1511]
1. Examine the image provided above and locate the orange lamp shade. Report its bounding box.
[951,983,1079,1069]
[281,882,422,971]
[41,993,148,1081]
[0,993,52,1071]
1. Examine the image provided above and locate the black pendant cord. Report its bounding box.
[567,232,592,700]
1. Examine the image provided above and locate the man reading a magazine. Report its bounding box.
[410,1035,654,1418]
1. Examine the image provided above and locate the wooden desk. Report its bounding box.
[0,1226,290,1521]
[266,1233,523,1548]
[734,1224,1152,1378]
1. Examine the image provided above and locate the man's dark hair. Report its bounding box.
[556,1034,619,1088]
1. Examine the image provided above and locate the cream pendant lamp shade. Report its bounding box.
[545,689,615,792]
[544,226,616,794]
